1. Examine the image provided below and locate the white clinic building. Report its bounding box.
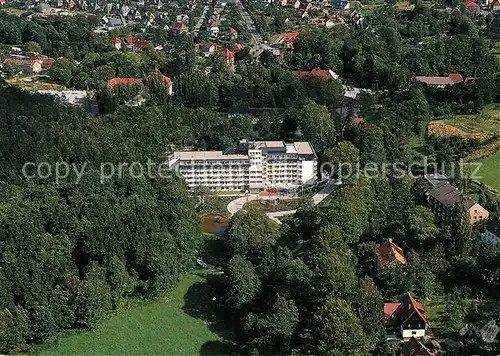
[167,140,317,192]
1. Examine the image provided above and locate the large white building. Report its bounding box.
[167,140,317,192]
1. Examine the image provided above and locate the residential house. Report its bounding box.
[232,43,243,53]
[207,20,219,37]
[402,337,436,356]
[2,58,43,73]
[107,69,173,95]
[123,36,150,51]
[0,0,6,6]
[215,46,234,66]
[197,42,216,57]
[279,32,300,49]
[291,0,300,8]
[464,0,480,17]
[415,73,464,88]
[174,22,189,33]
[292,68,339,79]
[374,239,407,270]
[423,173,449,188]
[334,0,349,9]
[482,218,500,247]
[111,37,122,50]
[107,77,143,89]
[106,17,124,30]
[228,27,238,39]
[385,293,428,340]
[492,0,500,10]
[351,117,365,126]
[131,39,150,51]
[427,183,489,226]
[176,13,189,23]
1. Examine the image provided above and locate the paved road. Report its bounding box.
[229,0,274,55]
[196,257,224,274]
[227,181,340,224]
[193,5,209,35]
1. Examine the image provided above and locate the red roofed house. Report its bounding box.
[351,117,365,126]
[146,68,173,96]
[3,58,42,73]
[111,37,122,50]
[207,21,219,37]
[375,238,407,270]
[228,27,238,39]
[0,0,6,6]
[174,22,188,34]
[107,77,143,89]
[464,0,480,16]
[216,46,234,66]
[123,36,150,51]
[232,43,243,54]
[415,73,464,88]
[42,57,55,70]
[131,39,150,52]
[402,337,436,356]
[124,36,136,49]
[292,69,339,79]
[385,293,428,340]
[279,32,300,49]
[107,69,173,96]
[196,42,216,57]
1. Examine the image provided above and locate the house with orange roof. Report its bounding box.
[384,293,428,339]
[279,32,300,49]
[2,58,43,73]
[374,238,407,270]
[291,69,339,79]
[228,27,238,39]
[107,69,173,95]
[415,73,464,88]
[402,337,436,356]
[232,43,243,54]
[207,20,219,37]
[464,0,480,16]
[351,117,365,126]
[111,37,121,50]
[215,46,234,66]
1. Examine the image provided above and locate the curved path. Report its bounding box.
[226,181,339,225]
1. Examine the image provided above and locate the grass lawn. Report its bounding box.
[476,150,500,191]
[40,271,233,355]
[197,196,235,216]
[443,111,500,135]
[424,297,446,331]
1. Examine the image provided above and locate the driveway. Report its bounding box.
[227,194,258,215]
[226,181,340,224]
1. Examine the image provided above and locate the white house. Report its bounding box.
[385,293,428,340]
[482,219,500,247]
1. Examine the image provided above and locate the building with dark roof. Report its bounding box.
[427,183,489,226]
[402,337,436,356]
[483,218,500,247]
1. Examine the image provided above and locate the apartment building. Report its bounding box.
[427,183,489,226]
[167,140,317,192]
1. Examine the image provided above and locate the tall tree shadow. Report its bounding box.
[183,272,240,355]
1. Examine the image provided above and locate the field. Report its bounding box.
[40,271,233,355]
[476,150,500,191]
